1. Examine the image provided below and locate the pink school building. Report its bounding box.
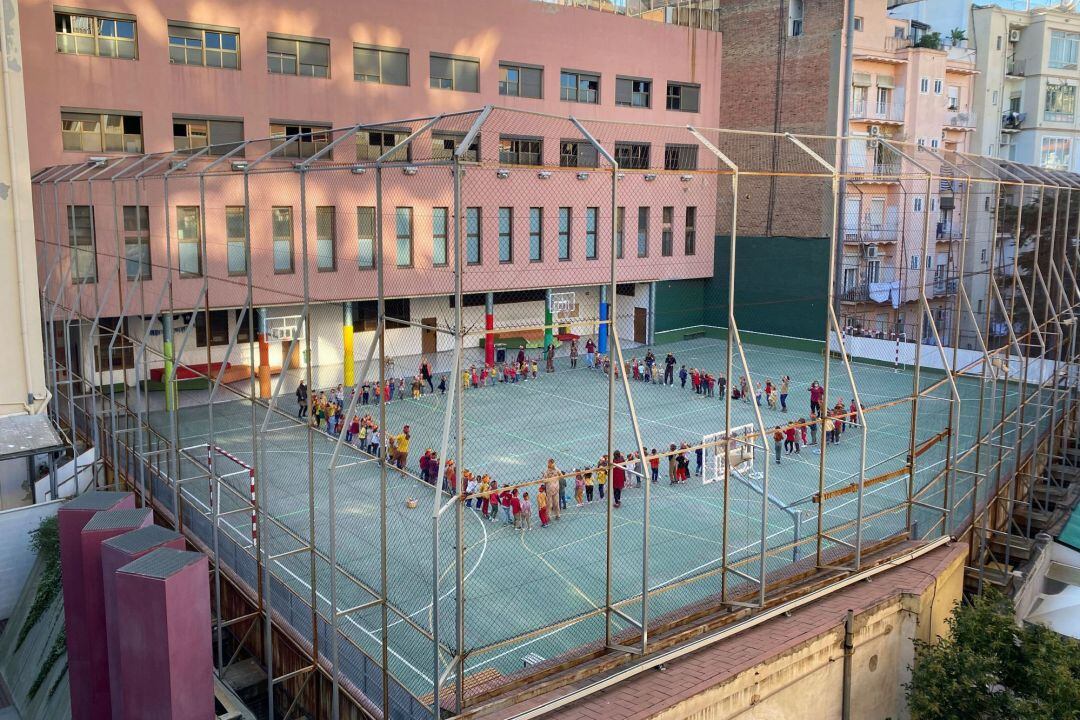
[27,0,723,385]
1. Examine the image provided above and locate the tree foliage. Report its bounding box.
[906,589,1080,720]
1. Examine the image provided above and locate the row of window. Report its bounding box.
[61,111,704,170]
[55,10,702,111]
[65,204,700,282]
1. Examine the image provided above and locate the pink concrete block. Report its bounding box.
[101,525,186,720]
[74,507,153,720]
[115,548,212,720]
[57,491,135,720]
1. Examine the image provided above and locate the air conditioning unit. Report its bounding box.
[862,245,878,258]
[869,125,881,137]
[1009,29,1021,43]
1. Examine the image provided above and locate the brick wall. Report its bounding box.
[713,0,846,238]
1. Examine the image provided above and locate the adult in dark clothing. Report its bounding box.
[546,343,556,372]
[296,381,308,418]
[420,360,434,393]
[611,451,626,507]
[663,352,676,385]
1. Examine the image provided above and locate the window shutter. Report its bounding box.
[852,72,872,87]
[430,54,450,81]
[682,84,700,111]
[354,47,379,78]
[616,77,633,105]
[209,120,243,151]
[168,24,201,40]
[267,37,294,55]
[521,67,542,98]
[454,59,478,92]
[382,50,408,85]
[299,40,328,66]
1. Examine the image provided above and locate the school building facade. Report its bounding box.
[29,0,723,388]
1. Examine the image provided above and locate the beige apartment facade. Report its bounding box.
[841,0,976,341]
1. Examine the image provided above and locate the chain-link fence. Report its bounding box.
[33,107,1080,719]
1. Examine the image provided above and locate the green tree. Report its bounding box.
[906,589,1080,720]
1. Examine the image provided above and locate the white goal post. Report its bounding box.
[702,423,762,484]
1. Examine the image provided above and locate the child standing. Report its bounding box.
[780,376,790,413]
[596,461,607,500]
[574,470,585,506]
[537,484,550,527]
[521,492,533,530]
[679,365,688,388]
[583,467,594,503]
[511,489,523,528]
[649,451,660,483]
[773,427,784,464]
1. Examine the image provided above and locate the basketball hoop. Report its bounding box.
[549,291,578,322]
[266,315,303,342]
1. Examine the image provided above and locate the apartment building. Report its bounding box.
[971,3,1080,169]
[839,0,977,340]
[28,0,721,382]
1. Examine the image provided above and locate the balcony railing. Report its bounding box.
[845,223,900,243]
[1002,112,1026,131]
[851,99,905,123]
[884,36,913,53]
[944,108,977,128]
[1006,57,1026,77]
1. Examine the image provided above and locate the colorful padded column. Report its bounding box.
[485,292,494,366]
[544,289,554,348]
[343,301,354,387]
[161,314,175,411]
[257,308,271,398]
[598,284,610,355]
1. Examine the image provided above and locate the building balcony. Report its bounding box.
[1002,112,1026,133]
[944,108,977,129]
[851,99,905,124]
[1005,57,1026,78]
[839,264,899,304]
[844,223,900,243]
[849,162,902,183]
[931,275,959,298]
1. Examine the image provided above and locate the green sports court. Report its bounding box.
[131,327,1043,698]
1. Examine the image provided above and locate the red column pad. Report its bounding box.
[116,548,212,720]
[58,491,135,720]
[101,526,186,720]
[485,312,495,366]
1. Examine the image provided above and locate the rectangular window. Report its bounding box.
[357,129,409,162]
[561,70,600,103]
[558,207,571,260]
[176,206,201,277]
[357,206,375,268]
[430,53,478,92]
[498,207,513,263]
[269,123,330,159]
[666,82,700,112]
[684,206,697,255]
[637,207,649,257]
[168,23,238,68]
[853,16,863,31]
[664,144,698,171]
[395,207,413,267]
[195,310,232,348]
[933,79,943,94]
[96,318,134,370]
[499,63,542,98]
[559,139,598,168]
[585,207,598,260]
[226,206,247,275]
[913,197,923,212]
[661,206,674,256]
[499,136,542,165]
[1045,83,1076,122]
[55,11,136,58]
[432,207,448,266]
[267,35,329,77]
[1050,30,1080,69]
[432,132,479,162]
[173,117,243,155]
[1041,136,1072,170]
[68,205,96,283]
[316,206,335,271]
[529,207,542,261]
[919,77,929,94]
[272,206,294,273]
[616,76,651,107]
[61,111,142,153]
[615,206,625,259]
[466,207,481,264]
[615,142,650,170]
[353,45,408,85]
[123,205,150,280]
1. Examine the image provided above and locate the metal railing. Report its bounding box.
[851,100,906,123]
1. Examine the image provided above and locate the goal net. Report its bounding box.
[702,423,761,484]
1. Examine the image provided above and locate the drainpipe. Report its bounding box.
[842,608,855,720]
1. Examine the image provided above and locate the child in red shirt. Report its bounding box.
[511,489,523,528]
